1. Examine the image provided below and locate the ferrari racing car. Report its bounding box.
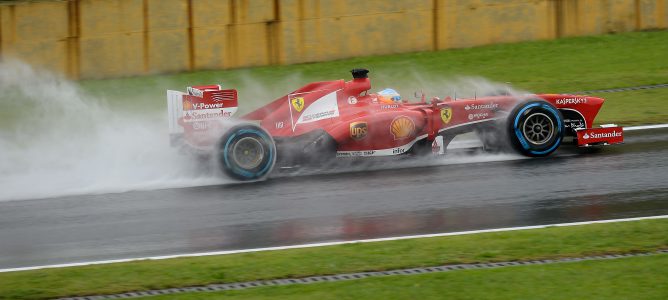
[167,69,623,180]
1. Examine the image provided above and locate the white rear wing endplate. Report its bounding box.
[167,90,185,135]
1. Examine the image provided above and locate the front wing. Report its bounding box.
[575,125,624,147]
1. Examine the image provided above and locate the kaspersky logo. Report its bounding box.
[557,98,587,105]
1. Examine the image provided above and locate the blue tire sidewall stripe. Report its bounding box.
[513,102,563,155]
[223,128,275,179]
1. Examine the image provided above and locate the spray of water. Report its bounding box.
[0,61,530,201]
[0,60,230,201]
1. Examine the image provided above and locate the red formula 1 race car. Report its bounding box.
[167,69,623,180]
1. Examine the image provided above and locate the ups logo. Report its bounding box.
[350,122,368,140]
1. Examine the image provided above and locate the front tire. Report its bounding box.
[218,124,276,180]
[507,100,564,157]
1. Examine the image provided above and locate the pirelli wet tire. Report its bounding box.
[218,124,276,181]
[507,100,564,157]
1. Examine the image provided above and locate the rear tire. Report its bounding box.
[507,100,564,157]
[218,124,276,180]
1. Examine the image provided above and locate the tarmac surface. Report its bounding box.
[1,128,667,269]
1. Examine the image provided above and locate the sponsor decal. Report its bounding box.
[187,102,225,110]
[295,90,340,126]
[440,107,452,124]
[381,104,399,109]
[371,97,379,104]
[192,122,211,130]
[348,96,358,105]
[350,122,368,140]
[583,131,622,140]
[565,119,585,130]
[393,147,408,154]
[336,150,376,157]
[465,103,499,111]
[468,112,489,120]
[192,121,210,130]
[556,97,587,105]
[390,116,415,140]
[301,110,337,122]
[336,134,428,157]
[275,121,284,129]
[187,87,203,97]
[183,108,234,122]
[291,97,305,112]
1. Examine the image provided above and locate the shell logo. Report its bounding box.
[390,116,415,140]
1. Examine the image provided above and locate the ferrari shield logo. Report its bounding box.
[440,107,452,124]
[291,97,305,112]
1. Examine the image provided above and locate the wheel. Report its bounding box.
[218,124,276,180]
[507,100,564,157]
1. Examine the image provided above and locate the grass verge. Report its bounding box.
[592,88,668,125]
[147,254,668,300]
[2,31,668,127]
[1,218,667,299]
[77,30,668,123]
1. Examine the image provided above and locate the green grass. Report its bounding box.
[1,218,667,299]
[593,88,668,125]
[148,254,668,300]
[2,30,668,128]
[76,30,668,120]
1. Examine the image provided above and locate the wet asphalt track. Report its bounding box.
[1,128,667,269]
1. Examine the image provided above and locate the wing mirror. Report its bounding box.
[414,91,426,103]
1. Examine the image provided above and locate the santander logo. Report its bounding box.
[583,131,622,139]
[465,103,499,111]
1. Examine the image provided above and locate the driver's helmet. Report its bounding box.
[378,88,402,104]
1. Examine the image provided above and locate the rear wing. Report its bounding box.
[167,90,186,136]
[167,85,239,146]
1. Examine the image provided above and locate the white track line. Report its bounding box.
[1,214,667,273]
[624,124,668,131]
[2,124,667,274]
